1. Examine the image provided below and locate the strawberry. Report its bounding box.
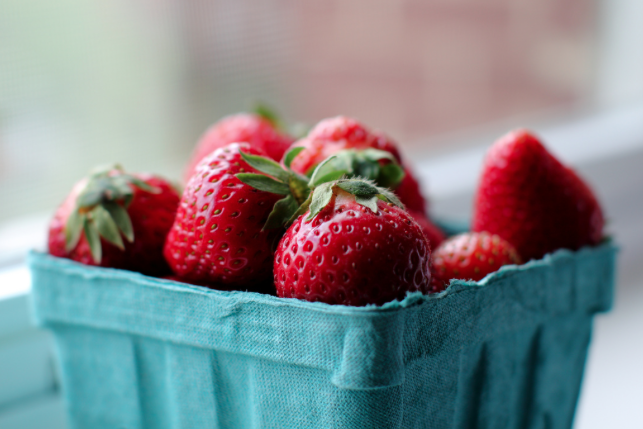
[48,166,180,276]
[289,117,399,173]
[183,113,294,183]
[164,143,285,289]
[431,232,522,291]
[407,210,446,251]
[273,178,432,306]
[472,129,604,261]
[288,116,428,215]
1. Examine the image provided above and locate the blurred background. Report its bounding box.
[1,0,643,223]
[1,0,642,428]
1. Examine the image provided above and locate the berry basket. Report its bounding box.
[29,239,615,429]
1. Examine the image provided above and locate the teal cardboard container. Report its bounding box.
[29,242,615,429]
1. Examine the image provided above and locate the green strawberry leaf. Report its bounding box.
[122,192,134,207]
[76,170,161,210]
[126,175,160,194]
[239,151,290,182]
[331,151,355,169]
[288,175,311,204]
[361,148,397,163]
[355,195,379,213]
[103,201,134,243]
[378,188,404,208]
[304,164,317,178]
[92,206,125,250]
[309,155,347,187]
[76,183,105,208]
[287,194,312,225]
[353,160,380,182]
[310,170,347,187]
[336,179,379,197]
[109,176,136,199]
[307,182,334,220]
[84,220,102,264]
[283,146,305,169]
[253,102,284,130]
[236,173,290,195]
[308,149,405,190]
[264,195,299,230]
[97,176,130,200]
[378,163,405,189]
[64,209,86,253]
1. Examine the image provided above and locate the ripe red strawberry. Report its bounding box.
[431,232,522,291]
[407,210,446,251]
[164,143,283,288]
[183,113,294,183]
[273,179,432,306]
[289,117,398,173]
[288,116,428,215]
[472,129,604,261]
[48,167,180,276]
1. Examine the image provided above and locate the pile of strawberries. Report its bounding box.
[48,112,605,306]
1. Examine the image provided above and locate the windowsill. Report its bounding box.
[0,266,31,302]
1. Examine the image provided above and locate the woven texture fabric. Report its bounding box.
[29,243,615,429]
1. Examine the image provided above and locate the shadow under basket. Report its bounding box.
[28,242,616,429]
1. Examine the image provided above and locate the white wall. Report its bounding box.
[596,0,643,104]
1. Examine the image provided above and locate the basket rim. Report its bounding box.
[28,240,616,316]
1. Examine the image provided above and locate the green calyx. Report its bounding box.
[304,178,404,221]
[236,147,405,230]
[64,165,160,264]
[307,148,405,189]
[252,102,286,132]
[236,148,311,230]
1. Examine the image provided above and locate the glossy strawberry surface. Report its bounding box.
[472,129,604,261]
[431,232,522,291]
[48,174,180,276]
[183,113,293,183]
[274,192,432,306]
[288,116,428,215]
[165,143,282,288]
